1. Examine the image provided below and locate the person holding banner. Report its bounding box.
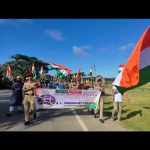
[94,78,105,123]
[22,76,37,125]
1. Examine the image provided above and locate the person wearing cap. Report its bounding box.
[94,77,105,123]
[6,76,24,116]
[22,76,37,125]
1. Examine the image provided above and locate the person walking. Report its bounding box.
[22,76,37,125]
[94,78,105,123]
[111,85,123,122]
[6,76,24,116]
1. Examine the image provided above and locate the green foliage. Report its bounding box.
[2,54,49,80]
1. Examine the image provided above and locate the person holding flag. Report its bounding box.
[6,76,24,116]
[112,26,150,121]
[111,65,124,122]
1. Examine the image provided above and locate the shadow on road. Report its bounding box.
[0,101,25,130]
[1,100,114,130]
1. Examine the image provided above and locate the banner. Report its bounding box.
[34,88,101,110]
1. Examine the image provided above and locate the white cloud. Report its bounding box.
[118,43,135,51]
[73,45,91,57]
[45,29,64,41]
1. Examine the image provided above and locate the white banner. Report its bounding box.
[34,88,101,109]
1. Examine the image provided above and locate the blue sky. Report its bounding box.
[0,19,150,77]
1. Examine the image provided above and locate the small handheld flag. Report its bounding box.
[6,64,13,81]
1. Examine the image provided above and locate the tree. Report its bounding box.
[2,54,49,80]
[0,64,3,76]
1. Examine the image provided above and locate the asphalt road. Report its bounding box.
[0,89,130,131]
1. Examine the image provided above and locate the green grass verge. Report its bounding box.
[104,82,150,131]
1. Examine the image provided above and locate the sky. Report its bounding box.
[0,19,150,78]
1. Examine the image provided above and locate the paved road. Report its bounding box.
[0,89,130,131]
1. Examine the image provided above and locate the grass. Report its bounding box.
[104,82,150,131]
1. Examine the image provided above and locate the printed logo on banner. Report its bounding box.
[37,94,56,106]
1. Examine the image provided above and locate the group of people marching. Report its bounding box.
[6,75,123,125]
[6,75,38,125]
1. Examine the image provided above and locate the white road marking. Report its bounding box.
[72,109,89,131]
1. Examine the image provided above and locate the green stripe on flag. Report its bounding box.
[116,65,150,94]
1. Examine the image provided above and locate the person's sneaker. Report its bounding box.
[99,118,104,123]
[33,113,36,120]
[6,112,13,117]
[24,120,30,125]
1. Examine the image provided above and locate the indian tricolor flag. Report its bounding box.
[40,65,44,78]
[113,26,150,94]
[49,63,71,79]
[32,62,37,80]
[6,64,13,81]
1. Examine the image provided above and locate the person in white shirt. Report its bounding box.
[111,85,123,122]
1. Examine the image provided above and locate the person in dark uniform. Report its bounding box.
[6,76,24,116]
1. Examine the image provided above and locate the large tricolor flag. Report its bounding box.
[113,26,150,94]
[49,63,71,79]
[32,62,37,80]
[6,64,13,81]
